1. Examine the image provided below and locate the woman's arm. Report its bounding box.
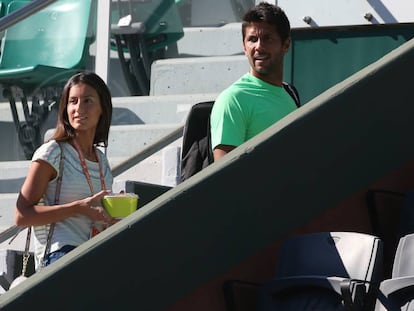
[15,160,112,226]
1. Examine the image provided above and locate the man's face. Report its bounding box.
[243,22,290,84]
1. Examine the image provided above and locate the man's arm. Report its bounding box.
[213,144,236,161]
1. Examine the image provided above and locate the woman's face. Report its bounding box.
[67,83,102,134]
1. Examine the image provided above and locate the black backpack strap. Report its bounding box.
[206,113,214,165]
[283,82,301,108]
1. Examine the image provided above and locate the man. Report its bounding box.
[210,2,298,161]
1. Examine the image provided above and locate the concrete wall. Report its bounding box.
[150,55,249,96]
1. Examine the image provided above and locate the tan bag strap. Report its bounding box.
[20,227,31,276]
[41,142,64,267]
[12,142,65,275]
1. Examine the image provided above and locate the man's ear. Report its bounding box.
[282,37,291,53]
[242,40,248,54]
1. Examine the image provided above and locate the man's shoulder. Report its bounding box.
[216,74,254,99]
[232,72,257,88]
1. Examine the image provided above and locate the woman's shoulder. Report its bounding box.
[32,140,64,167]
[33,140,58,155]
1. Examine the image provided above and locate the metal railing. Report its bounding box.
[0,0,56,32]
[111,125,183,177]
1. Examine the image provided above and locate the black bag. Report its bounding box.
[180,101,214,182]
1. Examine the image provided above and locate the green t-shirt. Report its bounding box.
[210,73,297,150]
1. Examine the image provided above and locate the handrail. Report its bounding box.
[0,0,56,33]
[0,225,20,245]
[111,125,184,177]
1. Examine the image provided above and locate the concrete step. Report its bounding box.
[0,161,30,193]
[112,93,218,124]
[0,93,217,162]
[0,193,18,231]
[0,93,217,125]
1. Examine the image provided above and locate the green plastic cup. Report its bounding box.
[102,193,139,218]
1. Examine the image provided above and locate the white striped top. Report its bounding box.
[31,140,113,268]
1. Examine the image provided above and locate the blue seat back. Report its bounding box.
[276,232,383,282]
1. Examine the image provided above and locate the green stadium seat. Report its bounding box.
[0,0,24,45]
[0,0,95,159]
[0,0,15,17]
[0,0,93,92]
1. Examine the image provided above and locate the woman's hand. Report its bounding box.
[78,190,116,224]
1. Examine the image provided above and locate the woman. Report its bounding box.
[15,72,115,269]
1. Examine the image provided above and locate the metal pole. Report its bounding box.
[95,1,112,83]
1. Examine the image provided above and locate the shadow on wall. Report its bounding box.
[0,178,25,193]
[112,107,144,125]
[0,122,22,161]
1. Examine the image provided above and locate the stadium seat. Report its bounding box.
[0,0,95,159]
[224,232,384,311]
[375,233,414,310]
[261,232,383,310]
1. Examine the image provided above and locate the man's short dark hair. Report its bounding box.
[242,2,291,43]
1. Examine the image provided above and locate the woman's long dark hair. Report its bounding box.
[49,71,112,147]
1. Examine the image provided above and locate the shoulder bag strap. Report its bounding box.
[9,225,32,277]
[13,142,65,274]
[282,82,301,108]
[41,142,65,267]
[19,227,32,276]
